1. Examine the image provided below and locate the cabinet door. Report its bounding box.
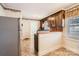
[48,16,56,31]
[56,13,63,31]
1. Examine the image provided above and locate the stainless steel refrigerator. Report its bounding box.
[65,16,79,54]
[0,16,20,56]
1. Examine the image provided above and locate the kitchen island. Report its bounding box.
[38,31,63,56]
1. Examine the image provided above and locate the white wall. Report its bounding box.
[38,32,62,55]
[4,10,21,18]
[0,5,5,16]
[0,5,21,18]
[20,20,40,39]
[21,20,31,39]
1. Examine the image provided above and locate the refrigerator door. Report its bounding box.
[0,16,20,56]
[67,17,79,40]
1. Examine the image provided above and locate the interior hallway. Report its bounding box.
[20,39,35,56]
[21,38,36,56]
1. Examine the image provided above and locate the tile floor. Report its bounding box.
[21,39,79,56]
[20,39,34,56]
[44,48,79,56]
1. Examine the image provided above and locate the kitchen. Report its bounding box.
[0,3,79,56]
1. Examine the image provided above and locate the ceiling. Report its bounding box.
[4,3,75,20]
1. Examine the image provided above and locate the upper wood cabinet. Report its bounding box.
[65,5,79,18]
[40,10,65,32]
[47,16,56,31]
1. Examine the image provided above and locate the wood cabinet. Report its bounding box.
[56,11,64,31]
[40,10,65,32]
[48,16,56,31]
[65,5,79,18]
